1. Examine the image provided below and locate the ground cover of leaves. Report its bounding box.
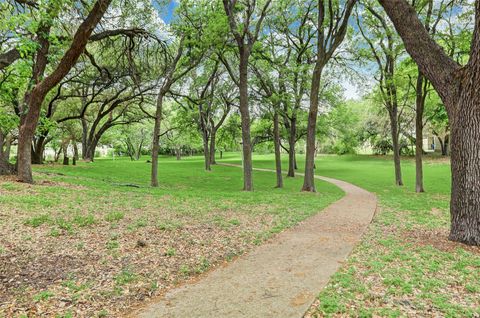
[0,156,343,317]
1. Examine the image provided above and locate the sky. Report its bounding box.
[154,1,360,100]
[158,1,177,23]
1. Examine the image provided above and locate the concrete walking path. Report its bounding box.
[131,165,377,318]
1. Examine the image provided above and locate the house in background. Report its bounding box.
[423,134,450,155]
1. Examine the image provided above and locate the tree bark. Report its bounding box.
[239,49,253,191]
[302,64,323,192]
[73,142,79,161]
[415,70,425,192]
[449,96,480,245]
[31,136,46,164]
[3,135,12,162]
[389,109,403,186]
[273,110,283,188]
[0,132,15,175]
[151,92,164,187]
[202,129,211,171]
[84,142,97,162]
[0,157,15,175]
[81,118,88,159]
[287,117,296,177]
[62,143,69,166]
[442,135,449,156]
[209,132,216,165]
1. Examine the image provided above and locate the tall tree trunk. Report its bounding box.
[415,70,425,193]
[239,49,253,191]
[0,131,4,160]
[31,136,46,164]
[287,117,296,177]
[151,92,164,187]
[436,135,444,153]
[81,118,88,159]
[199,108,211,171]
[62,143,69,165]
[84,142,97,162]
[73,142,79,161]
[273,109,283,188]
[175,147,181,160]
[3,134,12,162]
[202,130,211,171]
[302,64,323,192]
[209,131,216,165]
[442,135,449,156]
[389,109,403,186]
[0,132,15,175]
[84,133,98,162]
[449,97,480,245]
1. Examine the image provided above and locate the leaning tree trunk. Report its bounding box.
[16,0,112,183]
[415,70,425,193]
[389,109,403,186]
[273,109,283,188]
[17,92,45,182]
[239,49,253,191]
[287,117,296,177]
[151,92,164,187]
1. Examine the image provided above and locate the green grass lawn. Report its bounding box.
[0,155,342,318]
[219,153,479,318]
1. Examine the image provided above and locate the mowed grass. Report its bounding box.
[0,155,343,318]
[219,153,480,318]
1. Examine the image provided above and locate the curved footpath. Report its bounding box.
[131,164,377,318]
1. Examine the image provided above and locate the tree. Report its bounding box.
[411,0,455,193]
[150,0,206,187]
[378,0,480,245]
[14,0,113,183]
[263,0,315,177]
[302,0,356,192]
[222,0,272,191]
[355,3,410,186]
[171,59,221,171]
